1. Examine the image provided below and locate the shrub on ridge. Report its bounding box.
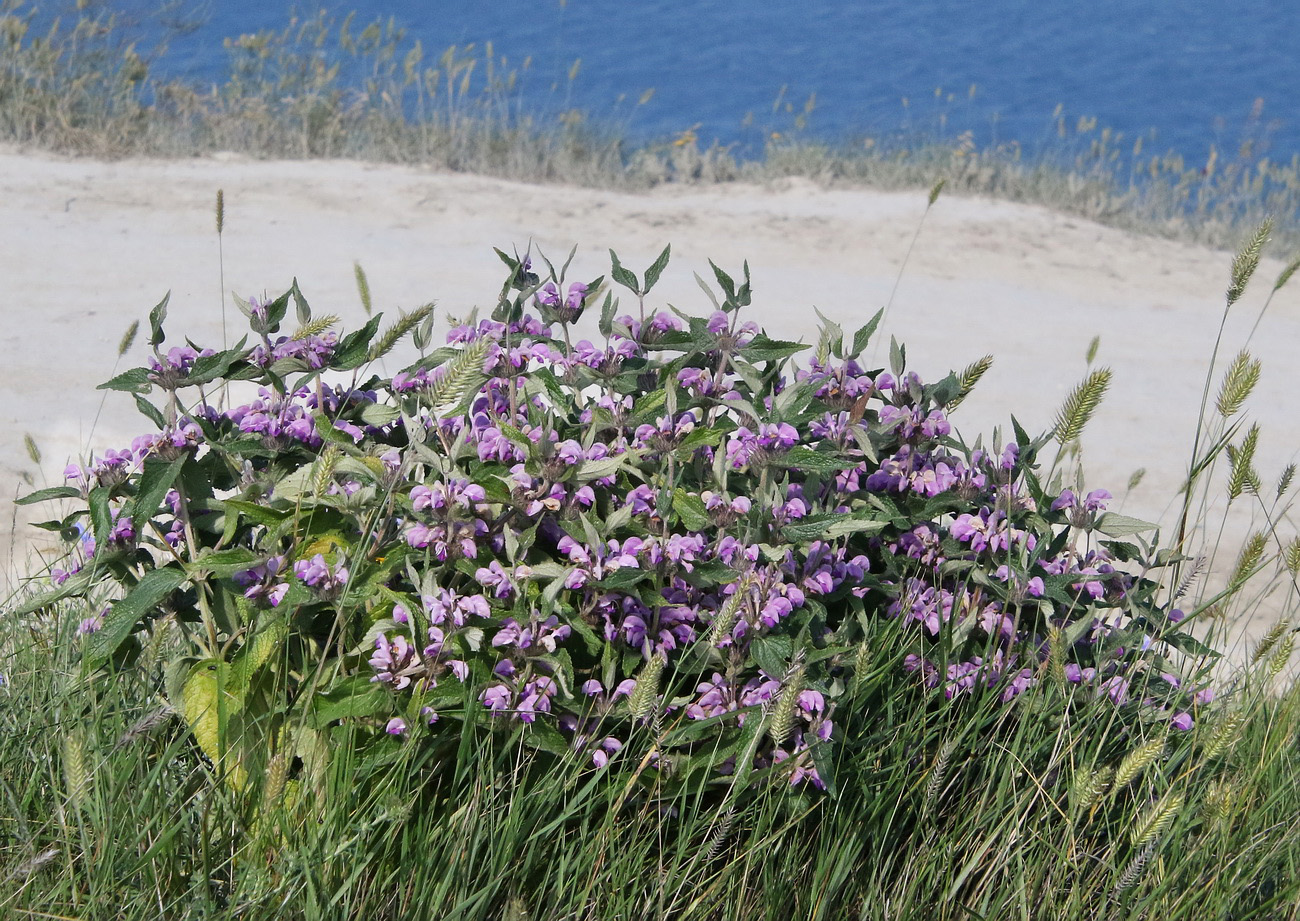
[17,245,1217,817]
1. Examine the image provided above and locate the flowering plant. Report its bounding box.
[17,245,1216,809]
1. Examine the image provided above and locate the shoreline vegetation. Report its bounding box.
[2,0,1299,251]
[3,3,1300,919]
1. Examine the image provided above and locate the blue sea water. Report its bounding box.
[100,0,1300,165]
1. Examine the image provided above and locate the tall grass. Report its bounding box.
[4,591,1299,919]
[2,0,1299,250]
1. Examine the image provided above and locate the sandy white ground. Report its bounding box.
[2,149,1296,663]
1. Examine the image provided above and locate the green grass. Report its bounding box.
[3,597,1299,919]
[2,0,1299,251]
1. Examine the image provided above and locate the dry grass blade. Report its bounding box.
[4,847,60,883]
[1053,367,1111,446]
[113,704,176,751]
[1214,349,1261,418]
[1273,253,1300,292]
[1226,217,1273,306]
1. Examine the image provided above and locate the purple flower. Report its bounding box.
[386,717,407,736]
[293,553,349,595]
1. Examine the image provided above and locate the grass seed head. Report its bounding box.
[1227,217,1273,306]
[1053,366,1111,446]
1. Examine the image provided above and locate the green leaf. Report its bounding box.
[1094,513,1159,537]
[227,617,288,700]
[15,486,81,506]
[186,547,259,578]
[782,512,886,544]
[221,499,292,528]
[521,721,572,757]
[889,336,906,377]
[88,486,112,551]
[130,455,186,526]
[849,309,884,358]
[311,676,392,726]
[332,314,384,370]
[593,568,650,591]
[312,411,361,447]
[86,565,189,669]
[1160,630,1221,659]
[771,446,860,473]
[147,291,170,347]
[597,292,618,338]
[10,569,95,617]
[643,244,671,293]
[97,367,152,394]
[291,277,311,325]
[672,489,710,531]
[808,740,839,799]
[609,250,640,293]
[180,660,228,768]
[740,335,809,364]
[359,402,401,426]
[751,635,795,680]
[184,345,249,387]
[133,394,167,428]
[710,260,736,301]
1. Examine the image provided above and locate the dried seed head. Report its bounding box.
[1071,764,1112,813]
[1286,538,1300,577]
[1053,367,1111,446]
[628,653,665,721]
[1265,633,1295,682]
[946,354,993,412]
[368,304,435,363]
[118,319,139,358]
[354,261,373,316]
[1215,350,1262,419]
[1130,792,1184,847]
[291,314,340,341]
[1225,425,1261,502]
[62,729,90,810]
[1201,711,1244,762]
[1114,737,1165,789]
[1250,620,1290,666]
[1229,531,1268,589]
[1227,217,1272,307]
[23,433,40,465]
[314,444,342,498]
[769,660,806,748]
[1273,253,1300,293]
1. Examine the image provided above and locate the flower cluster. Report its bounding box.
[27,247,1217,808]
